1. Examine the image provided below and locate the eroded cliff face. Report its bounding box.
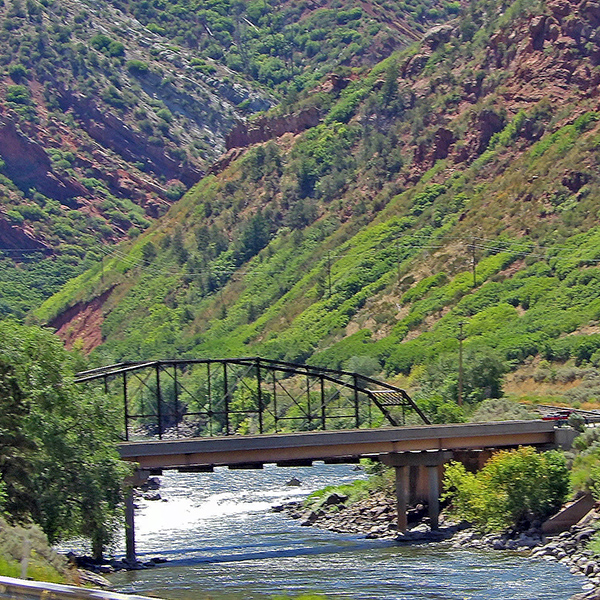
[401,0,600,184]
[225,107,322,150]
[49,288,113,354]
[0,116,88,204]
[56,90,204,188]
[0,216,49,251]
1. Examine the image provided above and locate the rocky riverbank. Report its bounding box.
[276,491,600,598]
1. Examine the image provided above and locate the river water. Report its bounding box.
[106,463,586,600]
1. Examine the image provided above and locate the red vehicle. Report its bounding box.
[541,409,573,422]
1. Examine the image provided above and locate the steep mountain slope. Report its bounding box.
[0,0,451,318]
[36,0,600,410]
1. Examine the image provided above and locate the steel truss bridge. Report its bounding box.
[75,357,430,440]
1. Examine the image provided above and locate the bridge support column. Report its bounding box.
[381,451,452,532]
[394,466,409,532]
[427,465,440,530]
[125,488,136,563]
[123,469,150,563]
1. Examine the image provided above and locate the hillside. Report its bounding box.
[0,0,453,319]
[30,0,600,414]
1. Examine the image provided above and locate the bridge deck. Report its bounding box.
[118,420,560,470]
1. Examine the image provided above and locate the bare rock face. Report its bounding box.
[422,23,455,49]
[0,117,88,203]
[562,170,591,191]
[49,288,113,353]
[225,106,321,150]
[57,90,204,188]
[0,216,49,251]
[467,109,505,157]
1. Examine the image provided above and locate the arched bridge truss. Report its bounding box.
[75,357,430,441]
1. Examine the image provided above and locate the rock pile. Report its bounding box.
[277,490,448,540]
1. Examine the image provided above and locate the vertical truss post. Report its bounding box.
[156,363,163,440]
[223,362,230,435]
[173,364,179,438]
[272,370,278,433]
[353,374,360,429]
[320,376,326,430]
[123,372,129,441]
[207,362,213,436]
[104,376,108,395]
[256,358,264,434]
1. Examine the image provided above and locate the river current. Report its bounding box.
[105,463,586,600]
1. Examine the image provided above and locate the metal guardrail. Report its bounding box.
[0,576,157,600]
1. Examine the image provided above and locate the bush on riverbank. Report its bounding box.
[0,517,69,583]
[442,447,570,532]
[570,427,600,499]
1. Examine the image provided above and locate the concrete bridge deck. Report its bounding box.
[118,419,568,471]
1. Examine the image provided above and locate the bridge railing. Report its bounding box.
[75,357,430,441]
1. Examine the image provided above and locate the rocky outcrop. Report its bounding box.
[0,117,88,203]
[225,107,321,150]
[56,90,204,188]
[0,216,50,251]
[277,490,429,539]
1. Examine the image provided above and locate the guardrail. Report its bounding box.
[0,576,157,600]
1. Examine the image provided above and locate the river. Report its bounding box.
[106,463,586,600]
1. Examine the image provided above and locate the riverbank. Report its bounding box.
[276,492,600,599]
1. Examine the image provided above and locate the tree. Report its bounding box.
[0,321,130,559]
[419,345,505,404]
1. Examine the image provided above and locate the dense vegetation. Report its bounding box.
[0,0,453,319]
[442,447,570,532]
[0,321,129,560]
[6,0,600,573]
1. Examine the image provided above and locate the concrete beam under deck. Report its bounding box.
[118,420,560,470]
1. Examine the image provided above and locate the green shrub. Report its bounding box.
[126,59,149,74]
[443,447,570,531]
[5,84,30,105]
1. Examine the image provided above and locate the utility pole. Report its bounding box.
[468,238,477,288]
[327,252,332,297]
[468,233,481,288]
[458,321,465,406]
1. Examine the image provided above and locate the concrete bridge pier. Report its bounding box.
[124,469,151,563]
[125,489,136,563]
[381,451,453,532]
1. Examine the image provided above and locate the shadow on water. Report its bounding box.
[138,537,395,566]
